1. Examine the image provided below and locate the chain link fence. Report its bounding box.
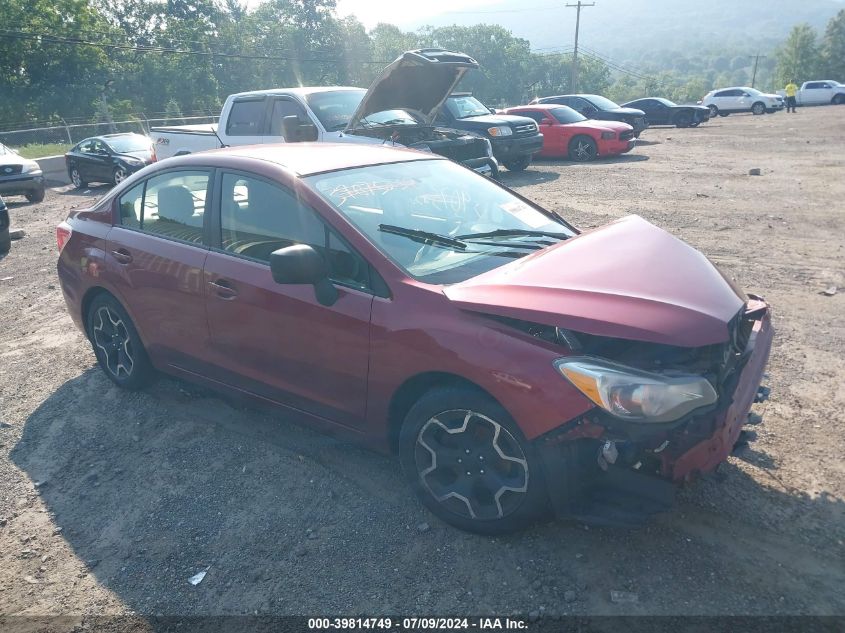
[0,113,219,152]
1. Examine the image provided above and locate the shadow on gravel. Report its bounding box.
[10,369,845,615]
[59,184,112,197]
[498,170,560,186]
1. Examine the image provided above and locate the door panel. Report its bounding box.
[203,171,374,427]
[106,169,213,370]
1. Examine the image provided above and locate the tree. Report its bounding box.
[820,10,845,80]
[775,24,821,86]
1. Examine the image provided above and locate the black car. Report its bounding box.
[530,94,648,137]
[622,98,710,128]
[0,195,9,253]
[65,133,154,189]
[0,143,45,203]
[435,93,543,172]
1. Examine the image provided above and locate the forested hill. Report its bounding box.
[405,0,845,55]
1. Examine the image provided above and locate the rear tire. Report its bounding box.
[26,187,45,203]
[86,294,155,390]
[502,155,531,172]
[833,94,845,105]
[751,102,766,115]
[708,105,718,117]
[0,227,10,254]
[399,387,549,534]
[70,167,87,189]
[568,135,598,162]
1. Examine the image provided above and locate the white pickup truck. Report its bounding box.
[777,80,845,106]
[152,49,497,175]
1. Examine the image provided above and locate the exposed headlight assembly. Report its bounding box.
[22,162,42,175]
[554,356,718,423]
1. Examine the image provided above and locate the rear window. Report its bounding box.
[226,99,266,136]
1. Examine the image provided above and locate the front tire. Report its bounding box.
[832,94,845,105]
[399,387,548,534]
[674,111,693,128]
[751,102,765,115]
[708,104,718,117]
[568,135,598,162]
[113,167,128,186]
[26,187,45,203]
[502,155,532,172]
[86,294,155,390]
[0,227,10,254]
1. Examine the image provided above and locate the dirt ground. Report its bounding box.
[1,106,843,623]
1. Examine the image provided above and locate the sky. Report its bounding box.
[334,0,492,29]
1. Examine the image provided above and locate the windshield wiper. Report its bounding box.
[457,228,570,241]
[378,224,467,250]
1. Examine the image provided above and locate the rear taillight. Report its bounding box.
[56,221,72,252]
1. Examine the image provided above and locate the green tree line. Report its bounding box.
[1,0,844,128]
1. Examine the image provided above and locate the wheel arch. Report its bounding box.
[80,286,117,338]
[386,371,506,454]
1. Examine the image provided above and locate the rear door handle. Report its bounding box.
[111,249,133,264]
[208,279,238,299]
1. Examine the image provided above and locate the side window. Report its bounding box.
[92,140,108,155]
[714,90,730,98]
[805,82,819,89]
[268,98,309,137]
[136,171,209,244]
[79,141,94,154]
[118,182,144,228]
[226,99,266,136]
[219,173,370,290]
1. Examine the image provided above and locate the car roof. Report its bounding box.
[509,104,559,111]
[228,86,364,100]
[177,142,441,176]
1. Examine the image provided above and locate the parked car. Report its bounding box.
[776,80,845,106]
[701,87,784,117]
[0,195,9,253]
[621,98,710,127]
[153,49,497,177]
[0,143,45,203]
[529,94,648,137]
[65,133,154,189]
[434,93,543,172]
[503,104,634,161]
[56,143,773,534]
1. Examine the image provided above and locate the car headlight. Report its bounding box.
[487,126,513,137]
[600,131,616,140]
[554,356,718,423]
[22,162,42,175]
[123,158,143,166]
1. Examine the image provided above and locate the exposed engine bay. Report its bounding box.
[346,124,492,167]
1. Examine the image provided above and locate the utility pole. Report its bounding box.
[750,53,766,89]
[567,1,595,93]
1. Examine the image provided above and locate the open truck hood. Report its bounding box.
[346,49,479,130]
[444,215,745,347]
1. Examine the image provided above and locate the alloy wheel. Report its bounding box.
[114,168,128,185]
[71,169,82,188]
[572,139,596,161]
[752,102,765,115]
[92,306,134,379]
[414,409,529,521]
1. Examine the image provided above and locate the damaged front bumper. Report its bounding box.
[538,297,774,526]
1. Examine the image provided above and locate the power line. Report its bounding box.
[0,29,391,64]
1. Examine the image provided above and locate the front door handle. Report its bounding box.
[209,279,238,300]
[111,249,133,264]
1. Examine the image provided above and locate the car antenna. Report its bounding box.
[211,125,228,148]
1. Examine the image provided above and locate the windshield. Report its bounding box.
[744,88,762,96]
[305,160,574,284]
[583,95,621,110]
[105,135,151,153]
[305,89,366,132]
[446,96,491,119]
[550,107,587,124]
[360,109,420,127]
[0,143,11,155]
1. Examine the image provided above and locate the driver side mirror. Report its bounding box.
[270,244,337,306]
[540,118,554,126]
[282,115,318,143]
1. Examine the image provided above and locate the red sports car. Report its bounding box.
[56,143,772,534]
[504,104,635,161]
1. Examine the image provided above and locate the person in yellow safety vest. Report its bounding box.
[785,80,799,113]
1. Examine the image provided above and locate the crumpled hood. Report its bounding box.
[347,49,479,130]
[114,150,153,163]
[444,215,745,347]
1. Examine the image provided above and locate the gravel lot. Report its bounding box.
[1,107,843,622]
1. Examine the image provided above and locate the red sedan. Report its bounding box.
[56,143,772,533]
[504,104,635,161]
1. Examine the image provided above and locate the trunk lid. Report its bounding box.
[444,215,745,347]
